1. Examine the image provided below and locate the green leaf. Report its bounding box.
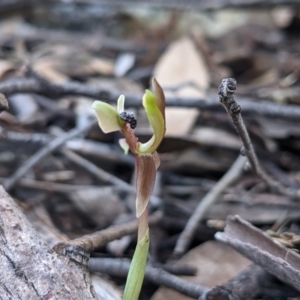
[92,101,123,133]
[123,229,150,300]
[135,155,156,218]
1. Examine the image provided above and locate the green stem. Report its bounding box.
[123,206,149,300]
[123,229,149,300]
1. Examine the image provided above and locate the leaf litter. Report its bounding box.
[1,2,300,299]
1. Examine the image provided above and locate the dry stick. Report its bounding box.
[152,263,197,276]
[201,264,269,300]
[68,211,162,251]
[173,154,247,256]
[0,177,89,193]
[5,130,52,144]
[89,258,209,299]
[2,122,96,191]
[218,78,298,199]
[4,130,135,166]
[2,78,300,120]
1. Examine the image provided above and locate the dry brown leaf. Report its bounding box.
[69,187,126,229]
[0,60,16,80]
[88,77,143,94]
[0,111,17,124]
[89,57,114,75]
[32,44,114,82]
[151,241,250,300]
[165,107,199,137]
[191,127,241,149]
[153,36,210,136]
[33,60,69,83]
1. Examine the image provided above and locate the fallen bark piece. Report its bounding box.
[215,215,300,292]
[0,186,96,299]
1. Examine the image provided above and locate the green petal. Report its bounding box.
[123,228,149,300]
[92,101,122,133]
[117,95,125,114]
[137,90,165,154]
[136,154,156,217]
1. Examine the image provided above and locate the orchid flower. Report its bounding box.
[92,78,166,300]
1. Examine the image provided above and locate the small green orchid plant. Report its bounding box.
[92,78,166,300]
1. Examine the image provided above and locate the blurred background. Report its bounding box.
[1,1,300,299]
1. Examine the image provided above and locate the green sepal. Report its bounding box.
[137,90,165,154]
[123,229,150,300]
[92,101,124,133]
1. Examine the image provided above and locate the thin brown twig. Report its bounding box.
[0,177,92,193]
[88,257,209,299]
[152,263,197,276]
[173,154,247,256]
[2,122,96,191]
[67,211,162,251]
[2,77,300,120]
[218,78,299,199]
